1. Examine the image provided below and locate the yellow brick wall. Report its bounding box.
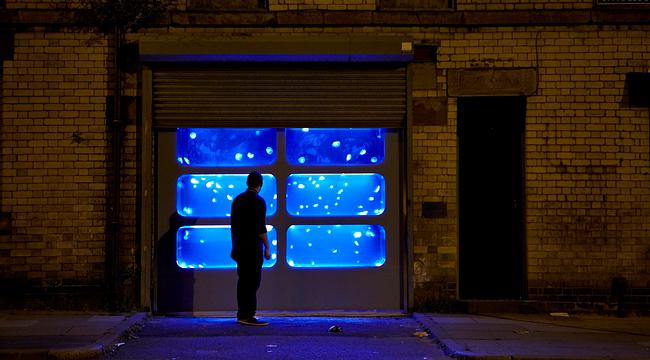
[2,19,649,304]
[456,0,594,11]
[268,0,376,11]
[0,30,112,284]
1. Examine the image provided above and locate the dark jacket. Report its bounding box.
[230,189,267,262]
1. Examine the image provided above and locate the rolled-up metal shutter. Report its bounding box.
[152,66,406,128]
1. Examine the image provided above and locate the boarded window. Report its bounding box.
[187,0,266,10]
[378,0,453,9]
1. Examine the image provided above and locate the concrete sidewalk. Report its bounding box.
[0,311,147,360]
[0,311,648,360]
[415,313,650,360]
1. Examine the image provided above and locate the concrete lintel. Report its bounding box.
[139,36,414,62]
[447,68,537,97]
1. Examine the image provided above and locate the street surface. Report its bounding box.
[101,316,449,360]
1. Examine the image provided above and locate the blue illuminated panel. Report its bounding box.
[177,128,276,167]
[286,224,386,268]
[177,174,277,218]
[286,128,385,165]
[286,173,385,217]
[177,225,277,269]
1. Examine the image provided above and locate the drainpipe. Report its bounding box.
[106,25,123,310]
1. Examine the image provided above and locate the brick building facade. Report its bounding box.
[1,0,649,312]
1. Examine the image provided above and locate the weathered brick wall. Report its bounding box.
[2,3,649,310]
[455,0,594,11]
[433,25,650,293]
[0,31,110,288]
[268,0,376,11]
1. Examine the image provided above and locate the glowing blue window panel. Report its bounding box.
[286,128,385,166]
[177,174,277,218]
[176,225,277,269]
[286,173,385,217]
[177,128,276,167]
[286,224,386,268]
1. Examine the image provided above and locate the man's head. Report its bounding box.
[246,171,263,190]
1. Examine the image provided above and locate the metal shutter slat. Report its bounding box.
[152,67,406,128]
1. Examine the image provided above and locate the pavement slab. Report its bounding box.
[415,313,650,360]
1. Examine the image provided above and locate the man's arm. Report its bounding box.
[260,232,270,260]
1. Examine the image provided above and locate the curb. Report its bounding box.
[0,313,148,360]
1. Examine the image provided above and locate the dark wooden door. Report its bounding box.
[458,96,526,299]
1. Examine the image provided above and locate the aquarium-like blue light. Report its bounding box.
[286,224,386,268]
[177,128,276,167]
[176,174,277,218]
[176,225,277,269]
[286,173,385,217]
[286,128,385,165]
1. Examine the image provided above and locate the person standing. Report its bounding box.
[230,171,271,326]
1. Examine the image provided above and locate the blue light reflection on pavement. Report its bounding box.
[286,224,386,268]
[176,225,277,269]
[286,128,385,165]
[176,174,277,218]
[286,173,385,217]
[177,128,276,167]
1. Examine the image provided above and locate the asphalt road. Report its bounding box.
[101,316,450,360]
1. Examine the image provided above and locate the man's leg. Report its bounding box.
[237,259,262,320]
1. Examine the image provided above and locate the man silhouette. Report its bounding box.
[230,171,271,326]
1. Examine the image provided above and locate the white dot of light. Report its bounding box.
[311,180,317,185]
[177,157,183,164]
[332,249,338,254]
[315,184,320,188]
[358,211,369,215]
[366,230,376,237]
[199,239,205,244]
[271,254,277,260]
[299,205,304,209]
[273,194,278,199]
[266,147,274,155]
[255,130,261,135]
[354,241,360,246]
[288,260,295,266]
[371,157,378,163]
[189,132,197,139]
[302,128,310,132]
[374,185,381,193]
[206,181,214,188]
[183,207,193,215]
[355,251,360,255]
[226,195,233,201]
[272,240,277,246]
[308,243,312,247]
[216,183,222,189]
[313,204,319,208]
[235,153,243,161]
[211,198,216,203]
[183,157,190,165]
[329,185,334,189]
[324,205,329,209]
[228,184,235,189]
[318,176,325,181]
[247,152,255,159]
[305,228,311,233]
[298,184,305,189]
[331,141,341,148]
[353,232,362,238]
[368,196,375,201]
[327,230,332,234]
[318,196,323,200]
[337,189,344,195]
[346,154,352,161]
[298,156,306,164]
[359,149,367,155]
[183,230,190,240]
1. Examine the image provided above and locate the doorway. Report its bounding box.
[458,96,525,299]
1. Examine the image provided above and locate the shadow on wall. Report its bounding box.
[157,213,196,312]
